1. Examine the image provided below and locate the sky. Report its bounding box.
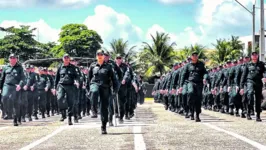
[0,0,265,50]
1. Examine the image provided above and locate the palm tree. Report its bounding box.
[209,39,242,67]
[229,35,243,52]
[189,44,207,60]
[174,46,190,62]
[139,31,177,77]
[108,38,136,60]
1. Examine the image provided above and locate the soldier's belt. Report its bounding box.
[4,83,16,86]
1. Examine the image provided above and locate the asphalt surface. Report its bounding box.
[0,100,266,150]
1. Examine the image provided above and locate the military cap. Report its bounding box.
[80,66,84,69]
[63,54,70,58]
[104,51,110,56]
[9,53,18,58]
[251,51,258,55]
[233,60,237,64]
[187,56,191,60]
[30,65,34,68]
[226,61,231,64]
[70,57,74,61]
[239,57,243,61]
[96,49,104,55]
[43,67,48,71]
[244,55,250,58]
[116,54,122,58]
[191,51,198,55]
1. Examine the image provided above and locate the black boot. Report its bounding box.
[68,117,73,125]
[60,110,66,121]
[13,117,18,126]
[247,113,252,120]
[21,117,26,122]
[256,113,262,122]
[18,117,22,125]
[28,116,32,121]
[101,123,107,134]
[195,113,201,122]
[235,110,240,117]
[34,114,39,120]
[241,113,246,118]
[185,112,189,118]
[229,108,234,115]
[42,113,45,119]
[74,117,78,123]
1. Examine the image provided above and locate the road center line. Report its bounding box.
[133,126,146,150]
[203,123,266,150]
[19,126,67,150]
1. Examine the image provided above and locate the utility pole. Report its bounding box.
[235,0,256,54]
[252,3,255,52]
[260,0,265,61]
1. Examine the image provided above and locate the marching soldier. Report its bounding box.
[180,51,207,122]
[26,65,37,121]
[0,54,25,126]
[87,49,119,134]
[48,69,56,116]
[52,54,80,125]
[115,54,131,123]
[240,51,266,121]
[70,59,82,122]
[35,67,51,118]
[104,51,121,126]
[20,65,29,122]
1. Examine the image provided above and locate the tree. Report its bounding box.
[139,32,177,77]
[208,39,242,67]
[0,25,39,62]
[107,38,136,60]
[58,24,103,57]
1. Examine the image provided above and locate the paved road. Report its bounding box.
[0,100,266,150]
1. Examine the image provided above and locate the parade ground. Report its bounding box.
[0,99,266,150]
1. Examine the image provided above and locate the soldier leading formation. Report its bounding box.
[152,51,266,122]
[0,51,147,135]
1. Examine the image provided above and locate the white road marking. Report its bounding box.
[0,126,9,131]
[204,123,266,150]
[133,126,146,150]
[19,126,67,150]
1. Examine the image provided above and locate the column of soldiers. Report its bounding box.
[152,51,266,122]
[0,51,147,135]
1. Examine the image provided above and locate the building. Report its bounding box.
[239,34,266,54]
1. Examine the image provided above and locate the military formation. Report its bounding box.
[152,51,266,122]
[0,51,147,135]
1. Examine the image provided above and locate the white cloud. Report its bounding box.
[84,5,144,49]
[158,0,193,4]
[0,19,60,43]
[0,0,93,8]
[188,0,260,48]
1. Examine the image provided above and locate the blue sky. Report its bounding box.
[0,0,264,49]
